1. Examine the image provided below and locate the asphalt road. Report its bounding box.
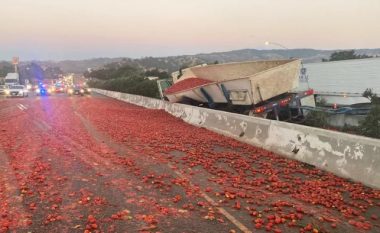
[0,93,379,233]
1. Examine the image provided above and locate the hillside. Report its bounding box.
[17,48,380,73]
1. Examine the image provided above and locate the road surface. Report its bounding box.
[0,93,379,233]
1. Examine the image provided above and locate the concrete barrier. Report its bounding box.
[93,89,380,189]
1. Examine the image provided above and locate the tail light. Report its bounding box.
[279,97,292,107]
[304,89,314,96]
[254,106,266,114]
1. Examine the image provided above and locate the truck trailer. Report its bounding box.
[158,59,316,122]
[4,73,20,86]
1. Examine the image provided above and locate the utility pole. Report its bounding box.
[12,56,19,73]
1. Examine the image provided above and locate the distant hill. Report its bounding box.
[19,48,380,74]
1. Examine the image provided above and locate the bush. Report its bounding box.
[89,76,159,98]
[144,68,170,80]
[359,88,380,138]
[363,88,380,104]
[86,63,161,98]
[360,105,380,138]
[304,111,329,128]
[325,50,372,62]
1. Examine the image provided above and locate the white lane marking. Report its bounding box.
[20,104,27,110]
[170,165,253,233]
[17,103,27,110]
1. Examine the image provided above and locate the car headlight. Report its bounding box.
[68,89,73,94]
[36,88,40,93]
[87,88,91,92]
[5,90,10,95]
[80,89,84,93]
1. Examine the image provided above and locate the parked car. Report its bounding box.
[5,85,28,97]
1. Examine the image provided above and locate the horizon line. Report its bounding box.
[1,47,380,63]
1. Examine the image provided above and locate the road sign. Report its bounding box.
[12,57,19,65]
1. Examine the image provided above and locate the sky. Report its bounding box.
[1,0,379,61]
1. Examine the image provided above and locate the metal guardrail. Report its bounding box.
[298,106,371,115]
[314,91,364,97]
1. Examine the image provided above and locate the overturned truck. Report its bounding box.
[158,59,315,122]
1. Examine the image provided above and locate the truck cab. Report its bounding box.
[5,73,20,86]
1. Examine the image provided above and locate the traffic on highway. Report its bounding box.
[0,83,91,98]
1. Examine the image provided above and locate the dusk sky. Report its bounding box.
[1,0,379,61]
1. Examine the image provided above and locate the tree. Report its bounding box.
[360,105,380,138]
[304,111,329,128]
[363,88,375,99]
[87,64,141,81]
[44,66,63,79]
[30,62,45,80]
[86,64,160,98]
[326,50,373,62]
[360,88,380,138]
[363,88,380,104]
[329,50,356,61]
[144,68,170,79]
[17,62,45,84]
[0,62,13,77]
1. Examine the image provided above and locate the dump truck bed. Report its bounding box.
[165,59,301,105]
